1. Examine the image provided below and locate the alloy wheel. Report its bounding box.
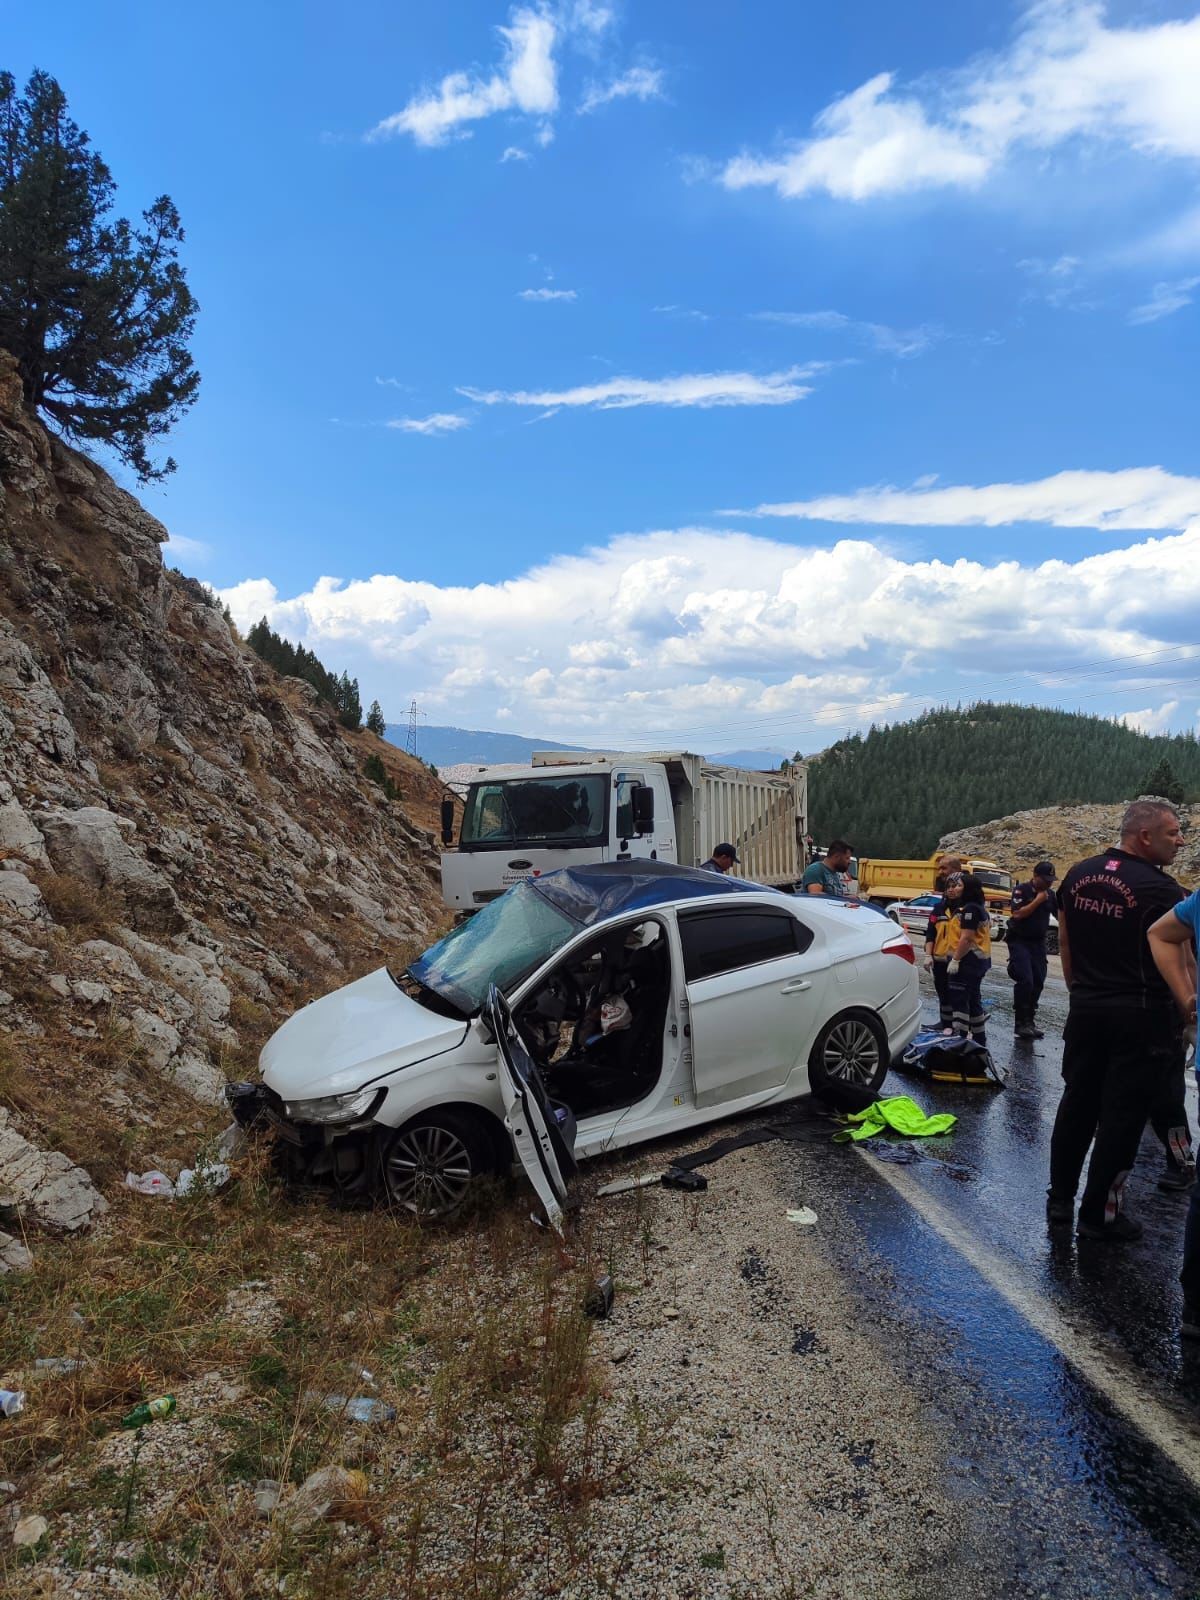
[822,1018,882,1085]
[385,1124,475,1217]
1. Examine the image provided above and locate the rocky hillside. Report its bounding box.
[0,350,446,1260]
[938,800,1200,889]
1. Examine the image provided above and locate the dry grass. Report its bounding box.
[0,1148,664,1599]
[33,869,115,939]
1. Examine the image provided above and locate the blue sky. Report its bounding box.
[8,1,1200,751]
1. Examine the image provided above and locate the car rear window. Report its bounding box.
[679,906,812,982]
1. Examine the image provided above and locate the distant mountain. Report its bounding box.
[386,724,794,772]
[384,723,584,768]
[809,702,1200,858]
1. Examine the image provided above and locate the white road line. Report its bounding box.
[854,1147,1200,1492]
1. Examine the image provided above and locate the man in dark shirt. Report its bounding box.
[1008,861,1056,1040]
[700,843,738,874]
[1048,801,1188,1241]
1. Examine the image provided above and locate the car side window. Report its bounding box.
[679,907,812,982]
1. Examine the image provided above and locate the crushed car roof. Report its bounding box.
[530,859,771,926]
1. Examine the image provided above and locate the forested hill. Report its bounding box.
[808,704,1200,857]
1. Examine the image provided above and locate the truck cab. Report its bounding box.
[440,760,675,911]
[439,751,809,913]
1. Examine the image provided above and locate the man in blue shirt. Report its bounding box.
[1149,890,1200,1337]
[1008,861,1057,1041]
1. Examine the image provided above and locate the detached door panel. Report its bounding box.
[680,907,827,1109]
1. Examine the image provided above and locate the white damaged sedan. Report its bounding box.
[228,862,920,1224]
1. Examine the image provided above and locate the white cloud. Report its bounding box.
[374,375,408,389]
[751,308,937,357]
[654,304,711,322]
[218,514,1200,748]
[1137,204,1200,263]
[518,287,578,301]
[1118,700,1180,734]
[579,65,665,114]
[500,145,530,163]
[736,467,1200,532]
[385,413,471,435]
[569,1,615,37]
[458,365,821,411]
[164,533,212,564]
[1128,276,1200,324]
[369,6,558,147]
[719,3,1200,202]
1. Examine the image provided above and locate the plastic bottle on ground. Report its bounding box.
[121,1395,176,1428]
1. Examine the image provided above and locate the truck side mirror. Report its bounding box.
[632,785,655,835]
[440,797,456,847]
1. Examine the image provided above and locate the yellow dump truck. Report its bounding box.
[857,854,1014,916]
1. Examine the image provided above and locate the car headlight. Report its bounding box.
[282,1087,385,1125]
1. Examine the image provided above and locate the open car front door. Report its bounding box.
[486,984,577,1233]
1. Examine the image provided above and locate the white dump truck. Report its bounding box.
[439,751,809,912]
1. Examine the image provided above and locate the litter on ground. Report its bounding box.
[832,1095,958,1144]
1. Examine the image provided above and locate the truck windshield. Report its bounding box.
[407,882,579,1015]
[974,869,1013,892]
[459,775,607,849]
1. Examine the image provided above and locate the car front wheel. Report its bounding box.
[379,1111,495,1220]
[808,1011,889,1104]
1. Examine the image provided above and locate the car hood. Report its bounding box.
[259,967,469,1101]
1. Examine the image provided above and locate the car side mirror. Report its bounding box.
[440,797,456,847]
[632,785,655,835]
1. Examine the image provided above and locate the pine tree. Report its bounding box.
[1139,757,1185,804]
[335,672,362,731]
[0,70,199,481]
[366,700,386,737]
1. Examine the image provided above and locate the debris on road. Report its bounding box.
[12,1512,47,1547]
[662,1166,708,1191]
[902,1030,1006,1087]
[786,1207,818,1226]
[303,1392,397,1422]
[583,1274,615,1319]
[285,1465,369,1527]
[175,1161,232,1196]
[253,1479,282,1517]
[125,1169,175,1197]
[597,1172,661,1197]
[121,1395,176,1428]
[832,1095,957,1144]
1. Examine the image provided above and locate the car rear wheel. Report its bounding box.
[380,1111,495,1220]
[808,1011,889,1105]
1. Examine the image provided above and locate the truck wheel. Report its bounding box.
[808,1011,889,1108]
[379,1111,496,1220]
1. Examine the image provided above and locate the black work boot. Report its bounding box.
[1077,1213,1144,1243]
[1046,1191,1073,1225]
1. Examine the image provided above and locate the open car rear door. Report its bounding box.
[486,984,577,1233]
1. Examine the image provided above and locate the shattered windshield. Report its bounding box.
[460,775,607,849]
[407,882,580,1015]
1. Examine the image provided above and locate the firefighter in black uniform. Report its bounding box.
[1008,861,1056,1039]
[1048,800,1189,1241]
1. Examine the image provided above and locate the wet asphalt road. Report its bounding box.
[782,958,1200,1599]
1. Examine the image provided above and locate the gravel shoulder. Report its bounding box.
[569,1127,995,1600]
